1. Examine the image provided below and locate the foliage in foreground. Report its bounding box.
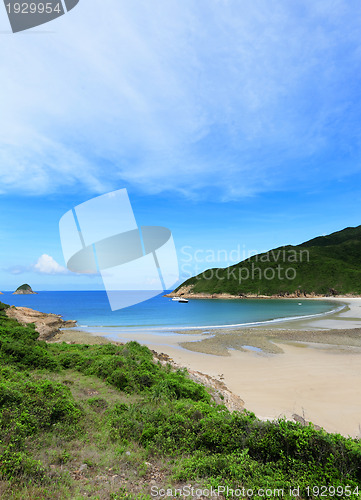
[110,400,361,492]
[0,310,361,498]
[0,365,81,482]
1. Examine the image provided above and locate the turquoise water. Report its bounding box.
[1,291,343,332]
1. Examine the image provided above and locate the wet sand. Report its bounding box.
[58,297,361,437]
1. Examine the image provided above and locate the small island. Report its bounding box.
[13,283,37,295]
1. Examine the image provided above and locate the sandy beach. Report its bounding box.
[57,297,361,438]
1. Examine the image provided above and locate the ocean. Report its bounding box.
[0,291,343,333]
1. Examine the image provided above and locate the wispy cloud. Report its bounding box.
[4,254,102,278]
[0,1,361,199]
[5,254,69,275]
[5,265,28,275]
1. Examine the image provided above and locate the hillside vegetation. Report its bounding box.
[174,225,361,297]
[0,304,361,498]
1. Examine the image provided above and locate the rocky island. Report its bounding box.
[13,283,37,295]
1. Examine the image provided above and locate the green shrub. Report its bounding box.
[0,375,82,446]
[0,302,9,317]
[0,319,59,370]
[50,341,210,402]
[110,399,361,490]
[0,367,82,482]
[0,450,45,482]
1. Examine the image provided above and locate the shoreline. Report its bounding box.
[55,296,361,437]
[166,290,361,300]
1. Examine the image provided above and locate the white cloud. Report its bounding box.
[4,255,101,277]
[0,1,361,199]
[33,254,68,275]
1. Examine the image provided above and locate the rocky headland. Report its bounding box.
[5,306,77,341]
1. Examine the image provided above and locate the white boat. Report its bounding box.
[172,297,188,303]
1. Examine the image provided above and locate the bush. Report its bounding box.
[0,372,82,443]
[0,318,59,370]
[110,399,361,490]
[0,302,9,317]
[0,450,46,482]
[50,341,210,402]
[0,366,82,481]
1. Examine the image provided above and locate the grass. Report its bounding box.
[0,309,361,498]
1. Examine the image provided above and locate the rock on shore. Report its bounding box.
[5,306,76,341]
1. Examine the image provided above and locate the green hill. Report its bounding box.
[174,225,361,297]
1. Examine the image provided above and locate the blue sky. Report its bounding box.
[1,0,361,290]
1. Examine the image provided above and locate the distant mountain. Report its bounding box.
[13,284,37,295]
[172,225,361,297]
